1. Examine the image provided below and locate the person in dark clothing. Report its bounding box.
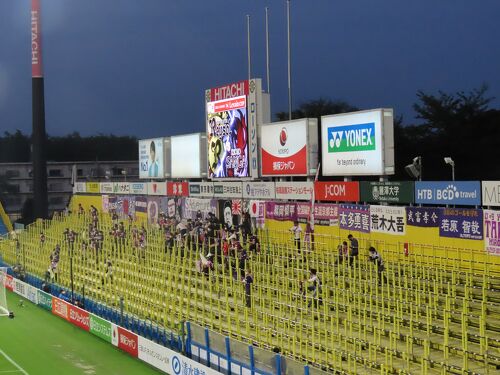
[347,234,359,266]
[368,247,388,285]
[242,270,253,308]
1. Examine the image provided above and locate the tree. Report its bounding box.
[275,98,358,121]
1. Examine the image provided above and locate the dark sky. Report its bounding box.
[0,0,499,138]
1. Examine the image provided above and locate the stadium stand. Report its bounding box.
[0,201,12,237]
[1,206,499,374]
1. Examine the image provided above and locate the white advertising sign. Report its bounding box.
[242,181,275,199]
[171,133,202,178]
[275,181,314,201]
[213,182,243,198]
[100,182,113,194]
[369,205,406,235]
[137,336,170,373]
[130,182,147,195]
[321,109,394,176]
[260,119,316,176]
[139,138,164,179]
[147,182,166,196]
[113,182,130,195]
[482,181,500,207]
[188,182,214,198]
[73,182,86,194]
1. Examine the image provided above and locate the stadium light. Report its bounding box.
[121,169,127,182]
[444,157,455,181]
[405,156,422,181]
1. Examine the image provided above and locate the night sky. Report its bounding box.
[0,0,499,138]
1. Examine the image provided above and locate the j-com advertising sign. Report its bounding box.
[321,109,394,176]
[415,181,481,206]
[260,118,318,176]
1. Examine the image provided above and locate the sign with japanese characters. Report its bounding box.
[167,182,189,197]
[484,209,500,255]
[275,181,314,201]
[370,205,406,235]
[242,181,276,199]
[297,203,338,226]
[213,182,243,198]
[360,181,414,204]
[188,182,214,198]
[439,208,483,240]
[339,204,370,233]
[265,202,297,221]
[406,207,440,227]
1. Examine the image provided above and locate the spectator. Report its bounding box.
[347,234,359,266]
[368,247,388,285]
[303,268,322,308]
[289,221,302,253]
[242,270,253,308]
[304,221,314,252]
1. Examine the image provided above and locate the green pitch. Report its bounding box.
[0,290,161,375]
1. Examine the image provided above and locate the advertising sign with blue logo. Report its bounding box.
[321,109,394,176]
[415,181,481,206]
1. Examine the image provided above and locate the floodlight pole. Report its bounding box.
[265,7,271,94]
[286,0,292,120]
[247,15,251,82]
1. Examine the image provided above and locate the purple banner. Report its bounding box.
[439,208,483,240]
[296,203,338,226]
[266,202,298,221]
[339,204,370,233]
[406,207,440,227]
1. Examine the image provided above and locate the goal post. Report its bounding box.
[0,267,9,317]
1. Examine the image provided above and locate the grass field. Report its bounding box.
[0,290,162,375]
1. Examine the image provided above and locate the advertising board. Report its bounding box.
[69,304,90,331]
[147,182,166,196]
[130,182,147,195]
[415,181,481,206]
[484,209,500,255]
[213,182,243,198]
[73,182,86,194]
[113,182,130,195]
[90,314,113,343]
[52,297,69,320]
[170,133,205,178]
[86,182,100,194]
[260,118,318,176]
[189,182,214,198]
[370,205,406,235]
[482,181,500,207]
[139,138,164,179]
[242,181,275,200]
[360,181,414,204]
[314,181,359,202]
[439,208,483,240]
[321,109,394,176]
[275,181,314,201]
[100,182,113,194]
[167,182,189,197]
[339,204,370,233]
[117,326,139,357]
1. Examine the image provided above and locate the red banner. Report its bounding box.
[31,0,43,77]
[314,181,360,202]
[261,146,307,175]
[69,305,90,331]
[52,297,69,320]
[166,182,189,197]
[118,327,139,357]
[4,275,14,291]
[209,80,248,101]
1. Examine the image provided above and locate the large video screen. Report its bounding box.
[171,133,201,178]
[139,138,164,179]
[207,95,248,178]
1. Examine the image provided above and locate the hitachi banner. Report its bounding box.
[31,0,43,77]
[260,118,318,176]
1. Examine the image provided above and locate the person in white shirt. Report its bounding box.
[302,268,322,308]
[289,220,302,253]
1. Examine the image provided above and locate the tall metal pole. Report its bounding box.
[265,7,271,94]
[247,15,251,82]
[31,0,48,219]
[286,0,292,120]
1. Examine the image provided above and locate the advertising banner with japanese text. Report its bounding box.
[360,181,414,204]
[69,304,90,331]
[261,119,309,176]
[370,205,406,235]
[89,314,113,343]
[275,181,314,201]
[339,204,370,233]
[439,208,483,240]
[189,182,214,198]
[167,182,189,197]
[100,182,113,194]
[415,181,481,206]
[297,203,338,226]
[242,181,275,200]
[484,209,500,255]
[117,327,139,357]
[266,202,298,221]
[406,207,440,227]
[213,182,243,198]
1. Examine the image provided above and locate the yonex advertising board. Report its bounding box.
[139,138,164,179]
[321,109,394,176]
[260,118,318,176]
